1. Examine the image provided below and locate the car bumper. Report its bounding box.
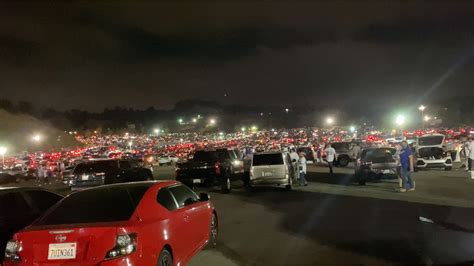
[250,176,289,186]
[416,158,452,168]
[3,253,152,266]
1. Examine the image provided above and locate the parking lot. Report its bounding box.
[9,164,472,265]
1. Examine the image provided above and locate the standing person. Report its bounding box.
[298,152,308,186]
[289,148,299,181]
[36,164,44,184]
[324,143,336,175]
[394,143,403,188]
[351,142,361,161]
[466,137,474,176]
[399,141,415,192]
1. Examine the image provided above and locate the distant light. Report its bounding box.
[350,126,356,132]
[418,105,426,111]
[260,112,264,116]
[285,108,289,113]
[0,147,7,156]
[271,128,275,132]
[251,125,258,131]
[154,128,160,134]
[178,118,183,124]
[197,114,201,119]
[326,117,334,125]
[93,130,98,134]
[32,134,42,142]
[209,119,216,125]
[128,141,133,146]
[219,132,224,136]
[192,118,197,123]
[395,114,406,126]
[241,127,246,132]
[424,115,431,122]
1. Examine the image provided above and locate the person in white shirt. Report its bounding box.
[298,152,308,186]
[324,143,336,175]
[289,148,299,181]
[467,137,474,173]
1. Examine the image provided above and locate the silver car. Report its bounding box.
[248,152,294,190]
[354,147,398,185]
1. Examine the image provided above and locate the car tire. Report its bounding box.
[157,248,173,266]
[221,176,231,193]
[445,166,452,171]
[205,213,218,249]
[338,155,350,167]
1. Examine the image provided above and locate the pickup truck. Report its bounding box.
[175,149,244,193]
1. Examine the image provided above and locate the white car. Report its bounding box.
[158,156,172,166]
[247,152,293,190]
[415,134,452,171]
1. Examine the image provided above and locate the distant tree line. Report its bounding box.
[0,97,472,133]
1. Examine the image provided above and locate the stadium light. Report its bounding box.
[418,105,426,111]
[424,115,431,122]
[154,128,160,134]
[209,119,216,125]
[32,134,42,142]
[326,117,334,125]
[395,114,405,126]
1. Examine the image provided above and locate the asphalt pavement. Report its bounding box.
[5,164,474,265]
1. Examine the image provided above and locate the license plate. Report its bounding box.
[193,179,202,183]
[263,172,273,177]
[48,242,77,260]
[81,174,89,181]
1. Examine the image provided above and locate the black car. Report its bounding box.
[0,187,63,262]
[175,149,242,193]
[69,159,153,190]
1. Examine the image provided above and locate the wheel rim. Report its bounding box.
[160,252,172,266]
[226,178,231,190]
[210,214,218,242]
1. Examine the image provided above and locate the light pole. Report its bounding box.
[418,105,426,130]
[395,114,405,137]
[0,147,6,168]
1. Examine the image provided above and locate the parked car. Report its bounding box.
[158,156,173,166]
[247,152,293,190]
[0,187,63,263]
[415,134,453,171]
[175,149,241,193]
[354,147,398,185]
[68,159,153,190]
[3,181,217,266]
[330,142,353,167]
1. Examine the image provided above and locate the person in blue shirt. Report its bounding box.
[399,140,415,192]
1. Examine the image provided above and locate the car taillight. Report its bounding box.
[5,239,22,262]
[215,162,221,175]
[106,233,137,259]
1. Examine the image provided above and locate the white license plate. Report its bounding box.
[81,174,89,181]
[48,242,77,260]
[193,179,202,183]
[263,172,273,177]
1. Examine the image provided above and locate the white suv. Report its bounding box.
[415,134,453,171]
[248,152,293,190]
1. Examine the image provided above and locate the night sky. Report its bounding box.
[0,1,472,111]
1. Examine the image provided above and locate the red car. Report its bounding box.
[4,181,218,266]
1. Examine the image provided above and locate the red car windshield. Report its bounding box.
[35,184,152,226]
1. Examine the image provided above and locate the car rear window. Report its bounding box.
[193,151,219,161]
[35,185,151,225]
[361,148,396,162]
[253,153,284,166]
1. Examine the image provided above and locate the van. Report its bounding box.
[248,152,293,190]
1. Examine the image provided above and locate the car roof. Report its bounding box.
[73,180,179,192]
[0,186,62,195]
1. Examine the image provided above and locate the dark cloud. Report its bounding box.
[0,1,472,111]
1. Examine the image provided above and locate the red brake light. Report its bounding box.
[215,161,221,175]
